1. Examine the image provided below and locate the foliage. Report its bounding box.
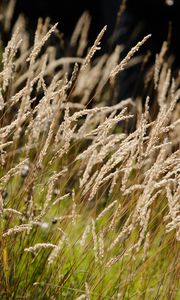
[0,2,179,299]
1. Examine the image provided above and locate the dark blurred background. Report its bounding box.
[13,0,119,45]
[13,0,180,60]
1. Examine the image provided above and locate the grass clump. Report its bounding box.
[0,2,179,299]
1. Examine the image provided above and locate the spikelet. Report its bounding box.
[0,159,29,185]
[2,27,22,91]
[24,243,57,254]
[81,26,107,71]
[98,230,104,264]
[80,224,91,247]
[48,235,66,265]
[96,200,117,222]
[154,41,168,89]
[4,208,22,216]
[27,23,58,64]
[77,16,91,56]
[91,219,98,262]
[110,34,151,81]
[70,11,90,48]
[2,224,32,237]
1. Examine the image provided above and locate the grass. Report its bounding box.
[0,1,179,299]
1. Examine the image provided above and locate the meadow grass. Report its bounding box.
[0,2,179,299]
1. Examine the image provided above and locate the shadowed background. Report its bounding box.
[13,0,180,60]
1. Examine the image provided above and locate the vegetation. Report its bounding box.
[0,1,179,299]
